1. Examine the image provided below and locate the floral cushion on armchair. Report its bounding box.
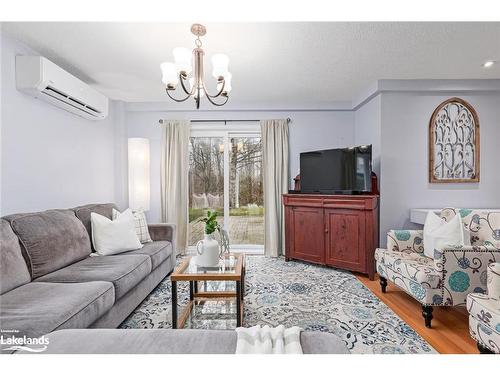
[440,208,500,248]
[375,249,441,289]
[386,230,424,254]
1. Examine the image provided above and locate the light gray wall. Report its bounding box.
[124,109,355,222]
[4,28,498,250]
[378,92,500,246]
[354,95,381,179]
[1,33,119,215]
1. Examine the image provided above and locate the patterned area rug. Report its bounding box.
[120,256,436,354]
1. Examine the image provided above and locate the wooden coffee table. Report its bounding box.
[170,254,245,329]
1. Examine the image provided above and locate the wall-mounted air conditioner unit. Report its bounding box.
[15,56,108,120]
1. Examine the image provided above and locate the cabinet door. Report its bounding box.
[324,209,366,272]
[288,206,325,264]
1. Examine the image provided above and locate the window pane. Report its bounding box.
[228,137,264,245]
[188,137,224,246]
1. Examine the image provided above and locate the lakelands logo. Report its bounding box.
[1,330,49,353]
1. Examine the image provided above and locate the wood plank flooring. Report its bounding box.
[356,274,478,354]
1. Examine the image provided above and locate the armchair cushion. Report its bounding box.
[375,248,442,289]
[386,230,424,254]
[423,212,467,258]
[440,208,500,248]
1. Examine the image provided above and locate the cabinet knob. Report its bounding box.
[324,227,329,233]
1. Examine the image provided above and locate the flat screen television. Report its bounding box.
[300,145,372,194]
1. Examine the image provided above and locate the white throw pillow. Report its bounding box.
[112,208,152,244]
[423,211,465,258]
[91,209,143,255]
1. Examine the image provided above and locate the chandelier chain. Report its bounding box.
[195,36,202,48]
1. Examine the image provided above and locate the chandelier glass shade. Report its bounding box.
[160,24,231,109]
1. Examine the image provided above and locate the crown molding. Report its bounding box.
[124,79,500,113]
[124,101,353,113]
[352,79,500,110]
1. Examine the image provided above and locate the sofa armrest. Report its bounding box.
[486,262,500,299]
[433,245,500,305]
[148,223,176,246]
[386,230,424,254]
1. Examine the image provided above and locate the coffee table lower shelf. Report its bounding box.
[172,281,244,329]
[170,255,245,329]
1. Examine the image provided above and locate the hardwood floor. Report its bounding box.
[356,274,478,354]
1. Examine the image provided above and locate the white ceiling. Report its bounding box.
[3,22,500,109]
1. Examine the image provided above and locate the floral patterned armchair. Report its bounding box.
[375,208,500,328]
[467,262,500,353]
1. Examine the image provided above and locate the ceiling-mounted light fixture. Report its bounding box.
[160,24,231,109]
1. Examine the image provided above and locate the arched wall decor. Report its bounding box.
[429,97,480,183]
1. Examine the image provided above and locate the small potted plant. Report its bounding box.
[195,210,221,267]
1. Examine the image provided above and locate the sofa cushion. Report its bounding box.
[4,210,91,279]
[35,254,152,299]
[0,281,114,338]
[91,209,143,256]
[0,219,31,294]
[121,241,172,269]
[113,209,152,244]
[73,203,117,249]
[375,248,442,289]
[16,329,350,354]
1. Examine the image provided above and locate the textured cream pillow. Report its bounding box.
[424,212,465,258]
[91,209,143,255]
[112,208,152,244]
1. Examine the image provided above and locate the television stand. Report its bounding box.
[283,192,379,280]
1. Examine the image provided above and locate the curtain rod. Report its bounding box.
[158,118,291,124]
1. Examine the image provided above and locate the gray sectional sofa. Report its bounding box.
[23,329,350,354]
[0,203,176,339]
[1,202,350,354]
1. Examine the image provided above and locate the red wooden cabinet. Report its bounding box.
[283,194,378,280]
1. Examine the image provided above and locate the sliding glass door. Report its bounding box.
[188,137,225,246]
[188,124,263,252]
[228,136,263,246]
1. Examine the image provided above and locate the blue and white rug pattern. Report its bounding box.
[120,256,436,354]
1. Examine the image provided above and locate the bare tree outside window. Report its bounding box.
[188,137,224,246]
[228,137,264,245]
[188,136,264,247]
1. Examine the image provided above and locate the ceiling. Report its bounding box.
[3,22,500,109]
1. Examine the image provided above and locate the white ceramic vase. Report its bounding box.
[195,234,220,267]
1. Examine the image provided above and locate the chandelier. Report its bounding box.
[160,24,231,109]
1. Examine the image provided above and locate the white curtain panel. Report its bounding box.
[261,119,289,257]
[160,120,190,255]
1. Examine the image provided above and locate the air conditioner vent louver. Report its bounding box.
[16,56,108,120]
[41,88,100,117]
[42,86,102,117]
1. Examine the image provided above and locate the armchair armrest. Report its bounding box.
[148,223,176,247]
[433,245,500,306]
[387,230,424,254]
[486,262,500,299]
